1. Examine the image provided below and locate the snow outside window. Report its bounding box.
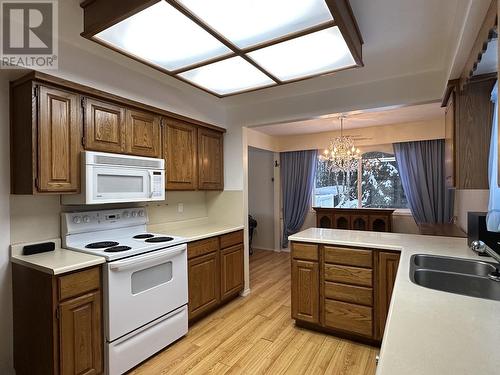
[314,151,408,209]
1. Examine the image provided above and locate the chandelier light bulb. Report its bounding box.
[321,115,361,173]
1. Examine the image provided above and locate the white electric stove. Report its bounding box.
[62,208,188,375]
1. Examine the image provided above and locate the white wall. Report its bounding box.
[248,147,275,251]
[455,189,490,233]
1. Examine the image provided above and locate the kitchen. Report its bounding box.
[1,0,500,374]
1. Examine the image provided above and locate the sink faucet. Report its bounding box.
[470,240,500,281]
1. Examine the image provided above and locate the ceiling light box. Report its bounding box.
[81,0,363,97]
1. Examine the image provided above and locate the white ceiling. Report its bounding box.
[254,102,444,136]
[224,0,470,104]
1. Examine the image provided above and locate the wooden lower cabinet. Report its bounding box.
[291,259,319,323]
[12,264,103,375]
[220,244,244,301]
[188,230,244,322]
[59,291,102,375]
[376,251,400,340]
[291,242,400,343]
[324,299,373,337]
[188,252,220,319]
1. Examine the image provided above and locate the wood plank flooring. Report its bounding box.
[130,249,378,375]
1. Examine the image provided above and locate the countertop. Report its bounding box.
[148,222,244,242]
[10,238,105,275]
[288,228,500,375]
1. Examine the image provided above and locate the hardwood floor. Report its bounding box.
[130,249,378,374]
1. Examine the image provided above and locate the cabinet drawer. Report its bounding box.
[324,264,372,287]
[324,246,372,268]
[325,299,373,337]
[188,237,219,259]
[324,282,373,306]
[220,230,243,249]
[291,243,318,261]
[58,267,100,301]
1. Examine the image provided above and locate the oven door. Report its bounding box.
[104,244,188,341]
[87,165,164,204]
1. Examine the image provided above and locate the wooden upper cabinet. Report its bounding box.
[163,119,198,190]
[444,87,456,188]
[198,128,224,190]
[125,109,161,158]
[83,97,126,153]
[37,86,80,193]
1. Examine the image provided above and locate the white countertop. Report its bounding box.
[289,228,500,375]
[148,222,244,242]
[10,238,105,275]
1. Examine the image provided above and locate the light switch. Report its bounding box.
[178,203,184,213]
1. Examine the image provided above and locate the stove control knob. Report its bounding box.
[138,210,145,217]
[83,215,90,223]
[132,211,138,218]
[123,211,130,218]
[72,216,82,224]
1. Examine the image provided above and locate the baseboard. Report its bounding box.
[240,288,251,297]
[251,247,278,252]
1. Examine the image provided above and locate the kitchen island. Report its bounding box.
[288,228,500,375]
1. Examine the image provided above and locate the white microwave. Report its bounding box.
[62,151,165,205]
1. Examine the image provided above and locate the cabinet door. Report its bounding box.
[84,98,126,153]
[198,128,223,190]
[291,259,319,323]
[38,86,80,192]
[188,252,220,320]
[163,119,197,190]
[352,215,369,231]
[334,214,350,230]
[220,244,244,301]
[376,252,400,340]
[317,214,333,229]
[444,90,455,188]
[369,215,390,232]
[125,109,161,157]
[59,291,103,375]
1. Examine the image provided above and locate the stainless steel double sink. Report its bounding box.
[410,254,500,301]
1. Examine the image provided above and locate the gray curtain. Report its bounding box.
[281,150,317,247]
[393,139,453,224]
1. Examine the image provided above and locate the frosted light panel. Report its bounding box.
[94,2,231,71]
[248,27,356,81]
[177,0,333,48]
[179,57,275,95]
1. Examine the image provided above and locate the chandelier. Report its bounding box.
[320,115,361,173]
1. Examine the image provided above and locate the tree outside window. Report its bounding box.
[314,151,407,209]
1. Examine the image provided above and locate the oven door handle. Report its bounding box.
[109,245,186,272]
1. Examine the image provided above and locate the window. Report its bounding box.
[314,151,407,209]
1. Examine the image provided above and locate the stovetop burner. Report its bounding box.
[144,236,174,243]
[104,245,132,253]
[133,234,155,239]
[86,241,119,249]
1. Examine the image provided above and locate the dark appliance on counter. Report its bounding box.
[467,212,500,254]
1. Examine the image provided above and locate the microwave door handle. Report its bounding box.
[148,171,154,198]
[109,245,186,272]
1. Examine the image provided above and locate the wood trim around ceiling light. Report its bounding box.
[459,0,498,89]
[324,0,364,66]
[80,0,364,97]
